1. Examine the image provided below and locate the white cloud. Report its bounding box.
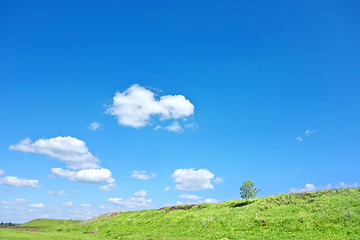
[28,203,44,208]
[303,183,316,192]
[15,198,27,203]
[176,201,194,206]
[57,191,66,196]
[289,183,316,193]
[171,168,214,191]
[63,202,73,207]
[88,122,101,131]
[0,176,39,188]
[107,197,151,209]
[204,198,218,203]
[9,136,100,170]
[164,121,183,133]
[47,190,54,195]
[305,130,316,136]
[214,177,224,183]
[79,204,91,208]
[98,183,116,192]
[107,190,152,209]
[131,170,156,180]
[295,137,303,142]
[184,122,198,129]
[106,84,194,128]
[99,206,105,209]
[0,169,4,176]
[179,194,201,200]
[134,190,147,197]
[51,168,115,184]
[164,186,170,191]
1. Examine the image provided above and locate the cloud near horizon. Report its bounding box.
[106,84,194,129]
[107,190,151,209]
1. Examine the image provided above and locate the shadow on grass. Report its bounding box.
[229,201,254,208]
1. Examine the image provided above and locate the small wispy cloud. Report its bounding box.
[88,122,101,131]
[295,137,303,142]
[305,129,316,136]
[131,170,156,180]
[214,177,224,183]
[164,121,183,133]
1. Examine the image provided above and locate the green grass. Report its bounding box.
[1,188,360,239]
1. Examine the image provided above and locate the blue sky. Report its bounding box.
[1,0,359,222]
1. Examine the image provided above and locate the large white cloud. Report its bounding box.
[171,168,214,191]
[9,136,100,170]
[0,176,39,188]
[51,168,115,184]
[106,84,194,128]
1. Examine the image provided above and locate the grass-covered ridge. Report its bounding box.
[1,188,360,239]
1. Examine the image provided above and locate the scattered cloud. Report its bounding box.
[99,206,105,209]
[164,121,183,133]
[79,204,91,208]
[98,183,116,192]
[63,202,73,207]
[106,84,194,128]
[295,137,303,142]
[48,190,54,195]
[305,129,316,136]
[0,169,4,176]
[51,168,115,184]
[289,183,316,193]
[108,197,152,209]
[0,176,39,188]
[171,168,214,191]
[164,186,170,191]
[15,198,27,203]
[107,191,152,209]
[88,122,101,131]
[57,191,66,196]
[179,194,201,200]
[28,203,44,208]
[214,177,224,183]
[184,122,198,129]
[131,170,156,180]
[204,198,218,203]
[134,190,148,197]
[9,136,100,170]
[176,201,194,206]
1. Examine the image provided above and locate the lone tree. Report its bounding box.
[240,180,260,204]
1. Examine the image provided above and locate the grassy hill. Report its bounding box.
[1,188,359,239]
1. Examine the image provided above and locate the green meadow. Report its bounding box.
[1,188,359,240]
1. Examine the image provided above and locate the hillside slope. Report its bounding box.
[2,188,360,239]
[62,188,360,239]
